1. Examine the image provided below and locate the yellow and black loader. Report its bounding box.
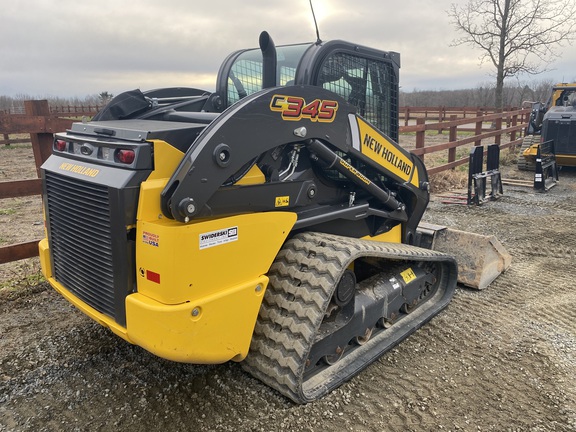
[518,82,576,170]
[39,32,508,403]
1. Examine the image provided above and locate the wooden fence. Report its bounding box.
[0,101,99,264]
[0,103,530,265]
[2,105,99,146]
[1,105,101,116]
[400,107,530,174]
[400,105,521,124]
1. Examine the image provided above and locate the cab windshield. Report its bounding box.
[226,43,310,106]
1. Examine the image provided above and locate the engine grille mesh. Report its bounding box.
[45,172,116,318]
[548,120,576,155]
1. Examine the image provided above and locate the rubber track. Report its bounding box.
[517,135,538,171]
[242,232,457,403]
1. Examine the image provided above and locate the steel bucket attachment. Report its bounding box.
[418,222,512,290]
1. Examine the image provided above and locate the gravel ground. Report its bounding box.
[1,159,576,431]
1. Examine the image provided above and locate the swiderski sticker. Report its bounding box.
[199,227,238,250]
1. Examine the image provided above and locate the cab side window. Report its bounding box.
[318,52,398,141]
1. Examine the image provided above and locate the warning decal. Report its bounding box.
[400,268,417,284]
[199,226,238,250]
[275,196,290,207]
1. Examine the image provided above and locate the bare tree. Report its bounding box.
[448,0,576,108]
[99,91,114,104]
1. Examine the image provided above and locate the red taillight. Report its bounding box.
[116,149,135,164]
[54,139,67,151]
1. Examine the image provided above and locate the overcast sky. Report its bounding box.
[2,0,575,98]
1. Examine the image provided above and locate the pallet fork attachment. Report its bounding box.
[534,140,559,191]
[467,145,503,206]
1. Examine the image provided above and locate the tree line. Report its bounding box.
[399,79,560,108]
[0,79,568,115]
[0,93,111,114]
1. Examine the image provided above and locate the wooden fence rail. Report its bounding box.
[50,105,100,115]
[401,105,521,124]
[0,103,530,265]
[1,100,81,264]
[1,105,100,116]
[2,133,29,146]
[400,107,530,174]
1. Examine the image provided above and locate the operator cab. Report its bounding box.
[94,32,401,143]
[216,32,401,142]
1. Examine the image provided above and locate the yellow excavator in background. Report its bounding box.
[518,83,576,170]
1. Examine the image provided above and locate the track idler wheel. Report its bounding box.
[334,269,356,307]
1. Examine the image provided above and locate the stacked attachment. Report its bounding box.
[534,140,559,191]
[467,144,503,205]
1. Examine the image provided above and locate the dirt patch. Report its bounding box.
[1,143,575,431]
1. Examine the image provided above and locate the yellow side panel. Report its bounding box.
[127,139,297,363]
[147,140,184,180]
[126,275,268,363]
[132,211,295,363]
[136,212,296,305]
[556,155,576,166]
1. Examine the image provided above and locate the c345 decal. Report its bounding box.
[270,95,338,122]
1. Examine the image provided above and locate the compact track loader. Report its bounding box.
[518,83,576,170]
[39,32,507,403]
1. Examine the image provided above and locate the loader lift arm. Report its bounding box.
[160,85,429,244]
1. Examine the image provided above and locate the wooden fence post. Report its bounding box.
[437,106,444,134]
[415,118,425,162]
[495,110,503,146]
[510,113,518,144]
[24,100,53,177]
[448,115,457,165]
[475,110,483,147]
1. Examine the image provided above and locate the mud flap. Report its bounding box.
[418,222,512,290]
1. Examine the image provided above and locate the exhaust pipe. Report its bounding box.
[259,31,277,89]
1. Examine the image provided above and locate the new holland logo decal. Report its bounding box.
[58,162,100,178]
[270,95,338,122]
